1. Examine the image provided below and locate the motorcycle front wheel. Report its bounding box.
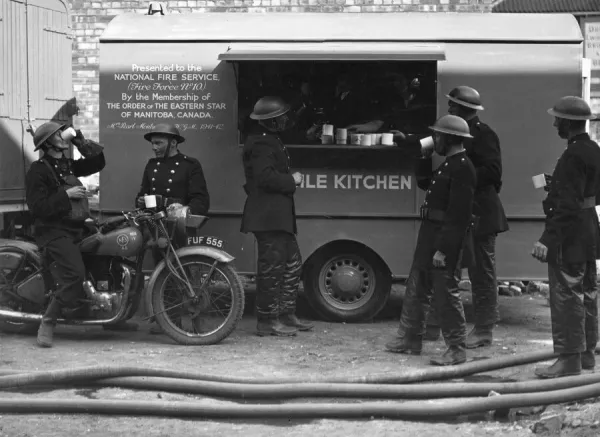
[151,255,245,345]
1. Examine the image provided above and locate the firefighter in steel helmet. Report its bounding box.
[241,96,314,336]
[385,114,477,366]
[26,121,105,348]
[532,96,600,379]
[396,86,509,349]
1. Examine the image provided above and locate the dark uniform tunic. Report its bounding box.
[136,152,210,216]
[241,129,302,319]
[539,133,600,355]
[398,151,477,346]
[25,145,105,307]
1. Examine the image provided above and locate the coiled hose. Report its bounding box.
[0,348,575,388]
[0,348,598,420]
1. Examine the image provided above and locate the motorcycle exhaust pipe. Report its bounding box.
[0,265,133,326]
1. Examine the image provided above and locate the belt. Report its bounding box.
[579,197,596,209]
[420,207,446,223]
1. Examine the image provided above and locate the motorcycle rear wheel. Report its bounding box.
[151,255,245,346]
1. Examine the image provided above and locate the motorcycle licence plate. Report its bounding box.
[186,235,224,249]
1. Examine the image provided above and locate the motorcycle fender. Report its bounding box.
[0,239,42,266]
[143,246,236,317]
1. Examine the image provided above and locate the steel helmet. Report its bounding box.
[446,86,484,111]
[33,121,65,151]
[547,96,595,121]
[143,123,185,143]
[249,96,290,120]
[429,115,473,138]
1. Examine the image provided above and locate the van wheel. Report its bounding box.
[303,244,391,323]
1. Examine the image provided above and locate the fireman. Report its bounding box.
[241,96,314,336]
[532,96,600,379]
[385,115,477,366]
[26,122,105,348]
[105,123,210,334]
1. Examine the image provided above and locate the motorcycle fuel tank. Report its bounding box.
[95,227,143,257]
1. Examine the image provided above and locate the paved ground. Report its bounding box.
[0,289,598,437]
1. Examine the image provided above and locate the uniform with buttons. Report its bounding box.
[538,133,600,356]
[397,150,477,349]
[136,153,209,216]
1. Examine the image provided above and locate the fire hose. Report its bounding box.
[0,348,599,420]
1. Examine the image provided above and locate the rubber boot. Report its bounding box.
[535,354,582,379]
[423,325,441,342]
[103,321,140,332]
[280,314,314,331]
[256,319,297,337]
[465,325,493,349]
[37,298,62,348]
[430,345,467,366]
[385,336,422,355]
[581,350,596,370]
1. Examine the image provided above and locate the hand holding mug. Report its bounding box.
[292,172,303,186]
[66,186,86,199]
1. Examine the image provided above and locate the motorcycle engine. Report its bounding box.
[82,256,128,318]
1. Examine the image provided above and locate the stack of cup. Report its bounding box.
[322,124,334,145]
[336,128,348,145]
[381,133,394,146]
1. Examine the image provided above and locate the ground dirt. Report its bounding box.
[0,287,599,437]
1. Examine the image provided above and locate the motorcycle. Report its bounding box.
[0,195,245,345]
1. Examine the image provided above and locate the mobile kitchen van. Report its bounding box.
[98,12,589,322]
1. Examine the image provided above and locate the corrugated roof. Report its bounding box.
[493,0,600,14]
[100,12,583,43]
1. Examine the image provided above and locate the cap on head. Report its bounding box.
[33,121,65,151]
[446,86,484,111]
[430,114,473,138]
[249,96,290,120]
[547,96,595,121]
[143,123,185,143]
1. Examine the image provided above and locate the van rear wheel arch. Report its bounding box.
[302,241,391,323]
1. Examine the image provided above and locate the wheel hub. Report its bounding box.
[330,266,362,298]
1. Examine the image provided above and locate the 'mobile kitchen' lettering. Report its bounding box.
[299,174,412,190]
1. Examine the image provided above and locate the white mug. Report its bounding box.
[420,136,435,153]
[322,124,334,136]
[60,127,77,142]
[532,174,547,189]
[144,194,157,208]
[360,135,372,146]
[381,133,394,146]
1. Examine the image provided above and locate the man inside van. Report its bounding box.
[105,123,210,334]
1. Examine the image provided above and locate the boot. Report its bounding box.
[430,345,467,366]
[423,325,441,342]
[37,298,62,348]
[256,319,297,337]
[280,314,314,331]
[465,325,493,349]
[103,321,139,332]
[581,350,596,370]
[385,336,422,355]
[535,354,582,379]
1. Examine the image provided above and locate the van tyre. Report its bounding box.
[303,244,391,323]
[151,255,245,345]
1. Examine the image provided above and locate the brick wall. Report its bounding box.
[67,0,492,140]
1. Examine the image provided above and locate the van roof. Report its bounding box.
[100,12,582,43]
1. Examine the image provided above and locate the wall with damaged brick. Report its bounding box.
[67,1,492,140]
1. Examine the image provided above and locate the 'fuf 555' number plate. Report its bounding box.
[187,236,224,249]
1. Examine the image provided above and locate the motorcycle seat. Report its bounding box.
[79,234,102,253]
